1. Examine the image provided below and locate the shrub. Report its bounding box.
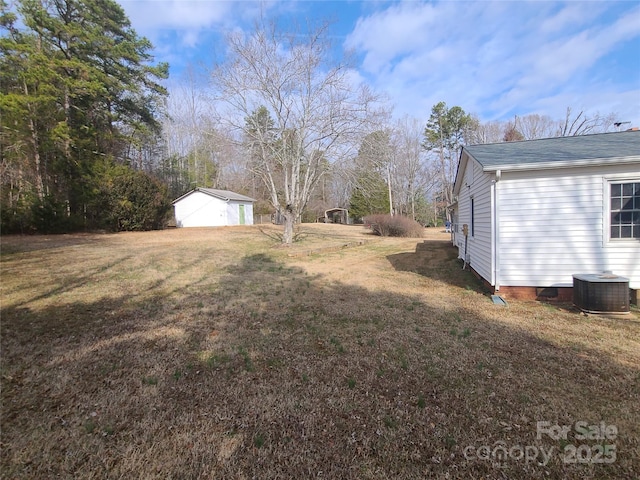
[363,214,424,237]
[92,167,171,232]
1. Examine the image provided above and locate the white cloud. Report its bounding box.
[538,3,603,35]
[112,0,639,127]
[118,0,232,32]
[345,1,640,125]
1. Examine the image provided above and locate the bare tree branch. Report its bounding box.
[211,19,387,243]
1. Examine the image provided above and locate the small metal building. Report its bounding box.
[172,188,255,227]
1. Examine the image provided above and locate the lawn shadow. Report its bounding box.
[386,237,485,292]
[0,233,108,256]
[2,245,639,479]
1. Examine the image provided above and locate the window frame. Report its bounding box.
[605,177,640,243]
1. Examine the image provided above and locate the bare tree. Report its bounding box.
[466,116,504,145]
[391,116,434,221]
[503,118,525,142]
[162,67,225,192]
[469,108,619,147]
[211,21,384,244]
[556,107,617,136]
[514,114,557,140]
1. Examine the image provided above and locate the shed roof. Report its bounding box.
[173,187,255,204]
[463,130,640,172]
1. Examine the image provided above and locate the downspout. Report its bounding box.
[492,170,501,291]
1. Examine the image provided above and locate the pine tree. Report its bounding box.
[1,0,169,232]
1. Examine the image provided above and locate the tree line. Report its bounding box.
[1,0,169,232]
[1,1,619,240]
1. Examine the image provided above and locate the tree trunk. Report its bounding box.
[411,187,415,221]
[63,86,71,159]
[22,81,44,201]
[282,208,295,245]
[387,165,393,216]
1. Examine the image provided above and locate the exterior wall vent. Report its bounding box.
[573,273,630,314]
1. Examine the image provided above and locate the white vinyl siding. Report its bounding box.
[174,191,227,227]
[456,159,493,283]
[470,163,493,283]
[498,165,640,289]
[174,192,255,227]
[226,202,254,226]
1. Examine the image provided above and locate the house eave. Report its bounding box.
[452,150,471,195]
[481,156,640,173]
[172,188,256,205]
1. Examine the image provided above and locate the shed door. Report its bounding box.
[239,204,245,225]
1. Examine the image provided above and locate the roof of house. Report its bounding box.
[172,187,255,204]
[463,130,640,172]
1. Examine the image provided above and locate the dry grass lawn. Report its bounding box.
[1,224,639,479]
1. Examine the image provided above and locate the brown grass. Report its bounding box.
[1,224,639,479]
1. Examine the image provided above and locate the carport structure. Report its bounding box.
[324,208,349,224]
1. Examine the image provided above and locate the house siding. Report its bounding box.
[455,159,493,283]
[174,191,227,227]
[497,164,640,289]
[173,192,255,227]
[470,162,493,284]
[226,201,254,226]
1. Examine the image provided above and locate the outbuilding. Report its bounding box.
[324,208,349,224]
[450,130,640,300]
[172,188,255,227]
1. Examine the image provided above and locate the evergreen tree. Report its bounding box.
[1,0,168,232]
[422,102,476,218]
[349,170,389,222]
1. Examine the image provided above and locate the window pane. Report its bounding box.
[622,197,634,210]
[609,182,640,240]
[611,197,622,210]
[611,226,620,238]
[611,184,621,196]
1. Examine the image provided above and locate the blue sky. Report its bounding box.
[117,0,640,128]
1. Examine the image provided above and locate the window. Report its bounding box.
[610,182,640,239]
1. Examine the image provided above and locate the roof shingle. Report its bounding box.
[464,130,640,171]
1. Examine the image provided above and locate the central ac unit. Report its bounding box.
[573,273,630,314]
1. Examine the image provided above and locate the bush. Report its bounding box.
[363,214,424,237]
[108,170,171,231]
[90,167,171,232]
[1,192,36,234]
[31,195,71,234]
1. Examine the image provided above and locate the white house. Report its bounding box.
[450,130,640,300]
[172,188,255,227]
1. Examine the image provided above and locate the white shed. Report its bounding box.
[451,130,640,300]
[172,188,255,227]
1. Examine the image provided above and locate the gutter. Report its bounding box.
[481,156,640,173]
[491,170,501,291]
